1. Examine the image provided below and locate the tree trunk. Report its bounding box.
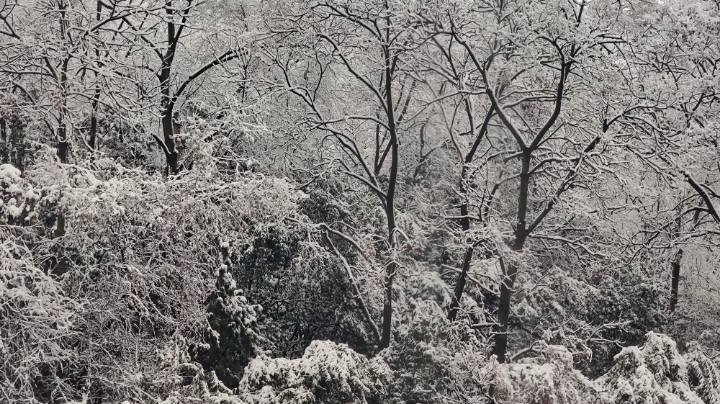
[53,0,70,279]
[379,25,398,349]
[493,260,517,363]
[448,181,473,321]
[162,109,179,173]
[158,3,179,174]
[670,249,683,312]
[88,0,102,150]
[448,246,474,321]
[447,106,493,321]
[89,112,97,150]
[58,1,69,164]
[57,133,69,163]
[1,117,6,142]
[492,152,530,363]
[159,49,178,173]
[379,119,398,349]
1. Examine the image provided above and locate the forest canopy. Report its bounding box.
[3,0,720,403]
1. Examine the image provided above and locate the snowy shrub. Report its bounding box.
[512,265,667,377]
[0,115,33,170]
[149,333,247,404]
[0,236,81,403]
[239,340,390,404]
[238,233,373,358]
[195,244,262,389]
[513,266,602,360]
[497,345,606,404]
[586,272,667,375]
[685,342,720,404]
[469,332,720,404]
[0,155,309,402]
[380,266,490,404]
[52,163,304,401]
[598,332,704,404]
[230,180,379,358]
[385,270,456,403]
[0,162,61,228]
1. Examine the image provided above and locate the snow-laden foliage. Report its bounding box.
[597,332,717,404]
[381,265,489,403]
[685,342,720,404]
[480,344,605,404]
[0,162,60,227]
[0,161,77,403]
[51,159,303,401]
[513,265,667,376]
[197,243,261,389]
[0,154,311,402]
[239,340,390,404]
[150,333,246,404]
[0,236,80,403]
[0,163,25,221]
[476,333,720,404]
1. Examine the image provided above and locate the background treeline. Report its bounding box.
[3,0,720,403]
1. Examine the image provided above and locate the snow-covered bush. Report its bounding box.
[239,340,390,404]
[468,332,720,404]
[685,342,720,404]
[0,153,310,401]
[149,333,247,404]
[2,150,402,402]
[384,270,457,402]
[0,162,80,402]
[230,224,371,358]
[598,332,712,404]
[380,265,491,404]
[196,243,262,389]
[52,160,304,401]
[493,344,606,404]
[0,162,61,228]
[512,264,668,377]
[0,115,33,171]
[0,235,81,403]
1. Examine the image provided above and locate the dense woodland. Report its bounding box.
[5,0,720,403]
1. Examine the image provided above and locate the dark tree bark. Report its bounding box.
[57,1,70,164]
[148,1,241,174]
[88,111,97,150]
[159,2,181,174]
[379,11,399,350]
[88,0,103,150]
[57,130,68,163]
[448,247,474,321]
[669,249,683,312]
[448,106,494,321]
[492,152,530,363]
